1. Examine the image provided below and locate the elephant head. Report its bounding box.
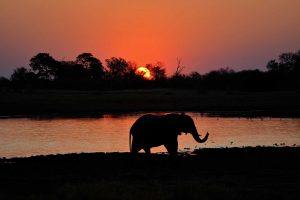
[176,113,209,143]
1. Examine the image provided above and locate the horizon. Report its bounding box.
[1,0,300,77]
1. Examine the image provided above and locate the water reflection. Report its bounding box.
[0,112,299,157]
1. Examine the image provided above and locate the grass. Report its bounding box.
[0,89,300,117]
[0,147,299,200]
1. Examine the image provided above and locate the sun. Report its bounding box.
[136,66,152,79]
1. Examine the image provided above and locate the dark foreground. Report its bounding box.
[0,147,299,200]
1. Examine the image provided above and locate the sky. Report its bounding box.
[0,0,300,77]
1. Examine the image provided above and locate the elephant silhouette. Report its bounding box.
[129,113,209,154]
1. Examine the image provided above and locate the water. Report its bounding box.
[0,112,299,158]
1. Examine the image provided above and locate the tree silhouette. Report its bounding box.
[10,67,36,83]
[56,61,88,81]
[266,60,279,71]
[267,51,300,73]
[76,53,104,80]
[188,72,201,80]
[0,76,10,87]
[105,57,130,80]
[126,61,142,80]
[202,68,235,90]
[173,58,185,78]
[5,49,300,90]
[10,67,29,82]
[146,62,166,81]
[29,53,58,80]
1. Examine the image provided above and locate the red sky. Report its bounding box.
[0,0,300,76]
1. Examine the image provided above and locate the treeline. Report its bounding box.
[0,50,299,91]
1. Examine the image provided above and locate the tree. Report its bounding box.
[266,50,300,73]
[279,53,296,69]
[266,59,279,71]
[10,67,28,82]
[173,58,185,78]
[0,76,10,88]
[279,51,300,73]
[105,57,129,80]
[146,62,166,81]
[76,53,104,80]
[202,68,235,90]
[126,61,142,80]
[294,50,300,74]
[29,53,58,80]
[56,61,88,81]
[10,67,35,82]
[188,72,202,80]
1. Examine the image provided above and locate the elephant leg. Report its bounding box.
[164,140,178,155]
[144,147,151,154]
[131,139,142,153]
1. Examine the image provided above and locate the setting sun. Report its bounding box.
[136,66,151,79]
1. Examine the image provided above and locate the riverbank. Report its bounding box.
[0,89,300,117]
[0,147,299,200]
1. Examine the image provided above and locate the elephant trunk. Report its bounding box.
[191,127,209,143]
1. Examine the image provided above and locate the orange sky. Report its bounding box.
[0,0,300,76]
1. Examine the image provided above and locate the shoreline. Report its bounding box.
[1,146,300,160]
[1,89,300,118]
[1,110,300,119]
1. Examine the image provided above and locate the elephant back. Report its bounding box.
[130,114,178,136]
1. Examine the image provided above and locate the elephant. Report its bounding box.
[129,113,209,154]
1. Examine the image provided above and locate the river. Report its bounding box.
[0,112,299,157]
